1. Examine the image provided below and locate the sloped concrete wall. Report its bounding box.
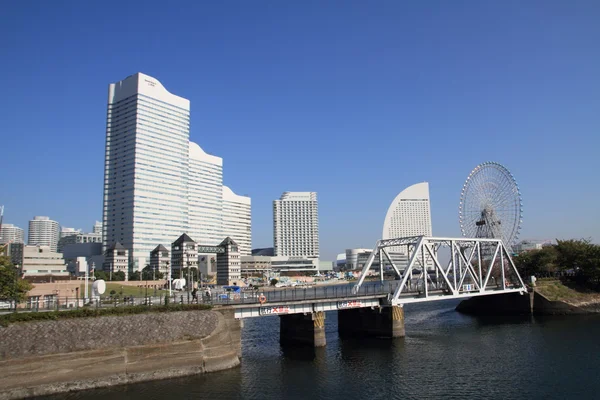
[0,310,241,400]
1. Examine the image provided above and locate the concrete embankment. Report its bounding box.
[0,310,241,400]
[456,290,600,316]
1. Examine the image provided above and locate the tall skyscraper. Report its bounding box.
[103,72,252,272]
[222,186,251,255]
[0,224,25,244]
[103,73,190,270]
[188,142,223,246]
[273,192,319,258]
[28,216,60,252]
[382,182,432,246]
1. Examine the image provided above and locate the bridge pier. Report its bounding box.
[338,305,405,339]
[280,311,326,347]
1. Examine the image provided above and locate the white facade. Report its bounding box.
[216,237,241,285]
[93,221,102,235]
[28,216,60,252]
[188,142,224,246]
[103,73,253,272]
[273,192,319,258]
[103,73,190,271]
[0,224,24,244]
[60,227,81,238]
[21,245,68,277]
[382,182,432,245]
[344,248,409,271]
[222,186,251,256]
[170,233,198,275]
[103,242,129,279]
[150,244,170,276]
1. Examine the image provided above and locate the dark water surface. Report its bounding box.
[40,300,600,399]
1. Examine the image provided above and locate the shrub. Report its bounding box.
[0,303,212,327]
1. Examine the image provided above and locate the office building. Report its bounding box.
[344,248,408,271]
[103,73,252,271]
[103,72,190,271]
[93,221,102,235]
[273,192,319,258]
[382,182,432,241]
[58,232,102,252]
[28,216,60,252]
[60,227,81,239]
[382,182,433,267]
[222,186,251,255]
[0,224,24,244]
[21,245,68,278]
[188,142,223,247]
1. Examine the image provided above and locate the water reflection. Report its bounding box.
[38,301,600,400]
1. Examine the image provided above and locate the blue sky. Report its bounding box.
[1,1,599,260]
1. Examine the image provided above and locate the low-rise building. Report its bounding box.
[150,244,170,277]
[241,255,272,277]
[20,245,68,279]
[58,232,102,252]
[171,234,198,277]
[344,248,409,272]
[103,242,129,280]
[217,237,241,285]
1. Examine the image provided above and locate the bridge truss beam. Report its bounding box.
[352,236,527,305]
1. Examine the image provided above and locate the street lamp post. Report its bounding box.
[166,260,171,297]
[186,252,190,304]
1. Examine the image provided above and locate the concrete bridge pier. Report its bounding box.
[338,305,405,339]
[280,311,326,347]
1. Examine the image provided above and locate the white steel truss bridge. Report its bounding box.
[352,236,527,306]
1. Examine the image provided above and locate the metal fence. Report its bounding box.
[1,280,454,313]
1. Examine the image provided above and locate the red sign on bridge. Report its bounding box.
[337,300,362,309]
[260,306,291,315]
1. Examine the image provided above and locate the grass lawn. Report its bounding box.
[535,279,600,304]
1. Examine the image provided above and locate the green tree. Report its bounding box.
[129,271,141,281]
[513,246,558,277]
[94,270,108,281]
[0,256,33,302]
[112,271,126,281]
[142,264,163,280]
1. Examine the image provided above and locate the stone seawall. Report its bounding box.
[0,310,241,400]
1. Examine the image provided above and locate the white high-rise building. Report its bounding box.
[188,142,223,246]
[222,186,251,255]
[0,224,25,244]
[273,192,319,258]
[103,73,190,270]
[103,72,252,273]
[60,227,81,238]
[93,221,102,235]
[382,182,433,260]
[28,216,60,252]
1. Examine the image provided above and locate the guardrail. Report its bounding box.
[1,279,461,313]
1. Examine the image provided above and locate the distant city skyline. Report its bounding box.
[2,2,599,261]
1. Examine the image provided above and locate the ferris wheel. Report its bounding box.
[459,162,523,250]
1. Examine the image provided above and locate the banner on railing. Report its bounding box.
[259,306,290,315]
[337,300,362,309]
